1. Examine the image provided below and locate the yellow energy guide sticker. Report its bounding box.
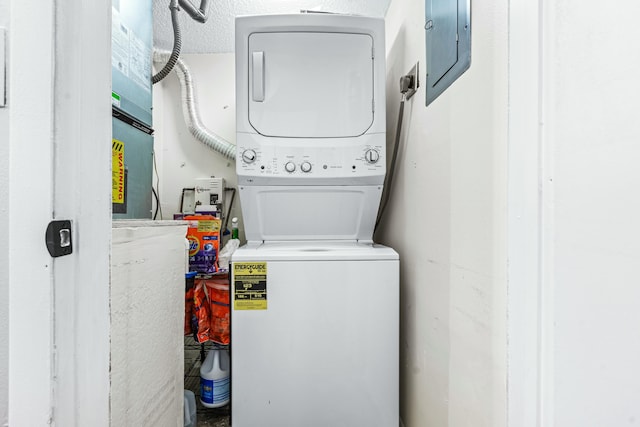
[233,262,267,310]
[112,139,125,204]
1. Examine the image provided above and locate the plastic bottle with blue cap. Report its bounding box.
[200,348,230,408]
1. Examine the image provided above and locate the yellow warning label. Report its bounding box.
[112,139,125,204]
[233,262,267,310]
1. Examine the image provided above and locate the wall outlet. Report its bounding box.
[404,62,419,101]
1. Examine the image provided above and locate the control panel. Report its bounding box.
[236,137,386,182]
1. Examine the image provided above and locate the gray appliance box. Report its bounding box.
[111,0,153,126]
[112,115,154,219]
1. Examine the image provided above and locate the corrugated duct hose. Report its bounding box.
[152,0,181,84]
[153,50,236,161]
[152,0,234,160]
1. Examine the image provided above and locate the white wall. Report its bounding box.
[540,1,640,424]
[506,0,543,425]
[153,53,243,236]
[381,0,508,426]
[0,0,8,425]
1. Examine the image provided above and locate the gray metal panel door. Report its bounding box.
[427,0,458,84]
[425,0,472,105]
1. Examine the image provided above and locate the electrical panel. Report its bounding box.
[425,0,471,105]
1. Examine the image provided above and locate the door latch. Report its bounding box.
[45,220,73,257]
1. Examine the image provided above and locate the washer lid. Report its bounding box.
[248,31,375,138]
[232,241,398,262]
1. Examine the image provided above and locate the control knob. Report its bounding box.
[301,161,312,173]
[241,149,257,164]
[364,149,380,164]
[284,161,296,173]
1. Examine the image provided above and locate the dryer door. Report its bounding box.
[248,31,375,138]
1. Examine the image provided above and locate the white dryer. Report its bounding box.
[232,13,399,426]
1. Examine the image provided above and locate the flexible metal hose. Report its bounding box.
[374,95,406,234]
[178,0,210,23]
[152,1,181,84]
[153,50,237,161]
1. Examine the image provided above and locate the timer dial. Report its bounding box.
[364,149,380,164]
[284,161,296,173]
[242,149,257,163]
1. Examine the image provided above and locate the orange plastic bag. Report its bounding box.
[193,281,210,343]
[199,275,230,345]
[184,272,197,336]
[185,287,194,336]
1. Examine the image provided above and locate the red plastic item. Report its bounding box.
[184,287,194,336]
[193,281,211,343]
[198,275,230,345]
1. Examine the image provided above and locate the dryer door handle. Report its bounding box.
[252,51,265,102]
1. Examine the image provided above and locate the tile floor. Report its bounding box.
[184,337,230,427]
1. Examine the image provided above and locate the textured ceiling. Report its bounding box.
[153,0,391,54]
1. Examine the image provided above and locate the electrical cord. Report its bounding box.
[152,150,163,219]
[152,187,160,220]
[374,75,413,236]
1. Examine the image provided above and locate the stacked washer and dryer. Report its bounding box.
[231,13,399,426]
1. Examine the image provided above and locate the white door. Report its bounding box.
[248,31,375,138]
[7,0,112,425]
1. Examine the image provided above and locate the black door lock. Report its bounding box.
[45,220,73,257]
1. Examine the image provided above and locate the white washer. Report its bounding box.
[231,242,398,427]
[232,14,399,426]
